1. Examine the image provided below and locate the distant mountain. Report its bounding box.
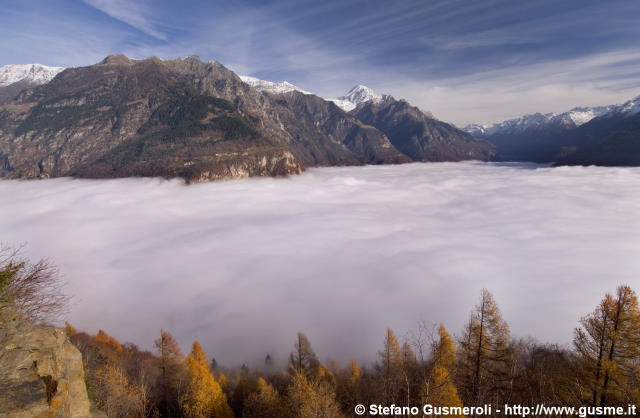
[237,77,389,112]
[556,108,640,166]
[329,85,392,112]
[239,75,311,95]
[351,98,496,162]
[464,96,640,164]
[0,64,65,87]
[0,64,65,103]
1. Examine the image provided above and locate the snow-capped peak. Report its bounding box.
[464,95,640,137]
[611,95,640,116]
[239,75,311,95]
[329,85,392,112]
[0,64,65,87]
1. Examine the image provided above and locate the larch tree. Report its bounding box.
[93,363,146,418]
[286,371,345,418]
[574,285,640,407]
[423,325,465,417]
[336,359,363,410]
[457,289,511,409]
[154,329,186,417]
[401,341,419,409]
[244,377,286,418]
[378,328,404,405]
[264,353,274,373]
[181,341,232,418]
[289,332,320,378]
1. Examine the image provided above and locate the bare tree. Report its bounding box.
[0,243,70,323]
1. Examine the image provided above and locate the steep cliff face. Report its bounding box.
[0,306,92,417]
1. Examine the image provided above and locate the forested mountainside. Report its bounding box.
[0,55,494,182]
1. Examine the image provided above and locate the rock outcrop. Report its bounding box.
[0,306,92,417]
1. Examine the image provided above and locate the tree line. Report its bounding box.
[1,246,639,417]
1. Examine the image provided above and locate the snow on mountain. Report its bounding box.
[611,95,640,116]
[0,64,65,87]
[464,95,640,137]
[239,75,311,95]
[329,85,392,112]
[238,77,392,112]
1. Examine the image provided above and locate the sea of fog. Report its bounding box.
[1,162,639,366]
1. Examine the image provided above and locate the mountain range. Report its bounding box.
[463,96,640,165]
[0,56,637,182]
[0,55,494,182]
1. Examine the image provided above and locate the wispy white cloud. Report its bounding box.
[1,0,640,125]
[1,163,639,366]
[81,0,167,40]
[383,48,640,126]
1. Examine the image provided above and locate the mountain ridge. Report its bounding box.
[2,54,491,182]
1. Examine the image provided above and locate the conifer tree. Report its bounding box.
[93,363,146,417]
[289,332,320,378]
[182,341,232,418]
[423,326,465,417]
[244,377,286,418]
[154,329,185,417]
[286,371,344,418]
[457,289,510,408]
[574,285,640,407]
[336,359,364,410]
[378,328,404,404]
[264,353,274,373]
[94,329,123,352]
[64,321,77,337]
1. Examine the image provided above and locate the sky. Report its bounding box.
[1,163,639,366]
[1,0,640,125]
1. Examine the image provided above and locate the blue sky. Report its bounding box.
[2,0,640,125]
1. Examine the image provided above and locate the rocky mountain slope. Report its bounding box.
[464,96,640,163]
[0,55,497,181]
[0,305,93,417]
[352,98,497,162]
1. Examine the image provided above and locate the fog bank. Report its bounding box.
[1,162,639,366]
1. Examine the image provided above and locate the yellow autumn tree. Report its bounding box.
[574,285,640,407]
[336,360,363,411]
[457,289,511,406]
[181,341,233,418]
[286,371,344,418]
[64,321,76,337]
[93,363,146,418]
[423,325,465,417]
[244,377,286,418]
[94,329,123,352]
[378,328,404,404]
